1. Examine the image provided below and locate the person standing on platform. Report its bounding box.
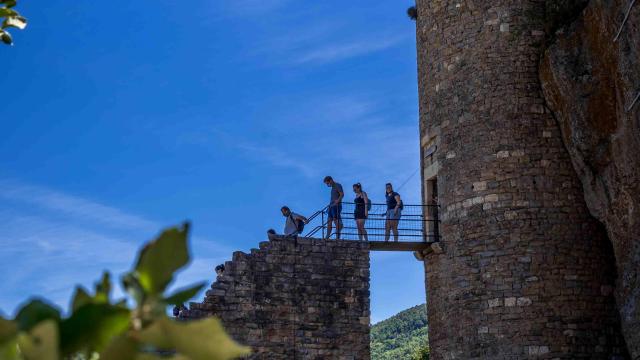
[385,183,403,242]
[353,183,369,241]
[323,176,343,240]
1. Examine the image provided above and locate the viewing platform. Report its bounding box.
[303,202,440,252]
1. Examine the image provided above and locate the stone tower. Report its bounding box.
[416,1,628,358]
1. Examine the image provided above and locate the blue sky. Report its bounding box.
[0,0,424,324]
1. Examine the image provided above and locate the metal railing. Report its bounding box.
[304,202,440,242]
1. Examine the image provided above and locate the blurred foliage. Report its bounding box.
[370,304,429,360]
[0,223,251,360]
[0,0,27,45]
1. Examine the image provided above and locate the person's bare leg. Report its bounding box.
[362,220,368,241]
[336,219,342,240]
[357,219,367,241]
[325,220,333,240]
[385,220,391,241]
[392,220,399,241]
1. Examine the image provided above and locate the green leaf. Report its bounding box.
[0,317,17,344]
[100,334,138,360]
[169,317,251,360]
[71,286,92,312]
[134,223,190,295]
[59,303,130,356]
[17,320,59,360]
[14,299,61,332]
[135,354,189,360]
[135,317,173,350]
[122,273,145,305]
[0,29,12,45]
[0,8,17,18]
[164,282,206,306]
[0,339,19,360]
[137,317,251,360]
[3,15,25,30]
[95,271,112,303]
[0,0,18,8]
[71,273,116,313]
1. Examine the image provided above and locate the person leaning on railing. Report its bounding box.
[352,182,370,241]
[385,182,403,242]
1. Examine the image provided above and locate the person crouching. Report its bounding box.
[281,206,308,237]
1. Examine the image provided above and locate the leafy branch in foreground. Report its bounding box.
[0,222,251,360]
[0,0,27,45]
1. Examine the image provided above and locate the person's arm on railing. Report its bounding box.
[294,213,309,224]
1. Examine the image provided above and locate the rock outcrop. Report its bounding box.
[539,0,640,356]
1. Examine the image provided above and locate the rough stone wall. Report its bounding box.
[183,237,371,360]
[416,1,628,358]
[539,0,640,356]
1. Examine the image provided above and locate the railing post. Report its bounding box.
[322,210,325,239]
[423,205,428,243]
[423,205,427,243]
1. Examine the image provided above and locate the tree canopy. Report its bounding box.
[371,304,430,360]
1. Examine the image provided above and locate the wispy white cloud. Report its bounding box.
[195,129,318,178]
[0,180,232,315]
[295,96,380,128]
[0,213,139,315]
[234,141,317,178]
[175,91,419,198]
[290,35,406,66]
[245,13,408,68]
[0,179,158,231]
[215,0,291,18]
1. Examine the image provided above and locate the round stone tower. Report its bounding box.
[416,1,628,358]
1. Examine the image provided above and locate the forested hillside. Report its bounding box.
[370,304,429,360]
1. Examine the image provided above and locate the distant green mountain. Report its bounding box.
[371,304,429,360]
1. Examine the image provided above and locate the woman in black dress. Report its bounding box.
[352,183,369,241]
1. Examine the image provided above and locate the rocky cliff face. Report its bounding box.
[539,0,640,356]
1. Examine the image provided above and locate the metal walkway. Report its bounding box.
[367,241,432,252]
[302,202,440,251]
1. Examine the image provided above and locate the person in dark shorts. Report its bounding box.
[385,183,403,242]
[353,183,369,241]
[323,176,343,239]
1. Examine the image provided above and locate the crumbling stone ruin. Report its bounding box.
[182,237,370,359]
[416,0,637,358]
